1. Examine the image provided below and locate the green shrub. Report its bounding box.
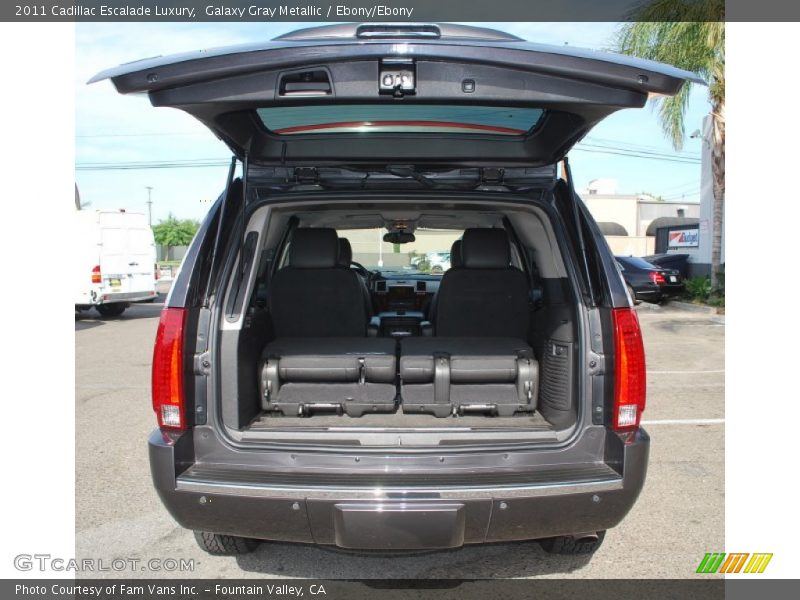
[685,276,712,301]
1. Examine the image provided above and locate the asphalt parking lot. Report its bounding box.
[75,300,724,579]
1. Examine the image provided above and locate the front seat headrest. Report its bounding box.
[460,229,511,269]
[289,228,340,268]
[338,238,353,267]
[450,239,463,269]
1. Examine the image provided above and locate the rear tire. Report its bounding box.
[96,303,128,317]
[539,530,606,555]
[193,531,260,556]
[626,285,640,305]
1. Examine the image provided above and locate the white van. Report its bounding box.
[74,209,158,316]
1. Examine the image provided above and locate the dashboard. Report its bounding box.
[371,275,442,313]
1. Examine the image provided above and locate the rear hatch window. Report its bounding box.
[256,105,545,136]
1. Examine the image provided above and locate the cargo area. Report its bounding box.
[214,193,583,443]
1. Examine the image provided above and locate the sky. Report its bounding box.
[75,22,710,223]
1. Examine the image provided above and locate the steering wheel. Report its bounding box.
[350,261,372,279]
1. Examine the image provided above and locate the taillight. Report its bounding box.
[91,265,101,284]
[648,271,666,285]
[612,307,646,433]
[154,263,160,281]
[152,308,187,431]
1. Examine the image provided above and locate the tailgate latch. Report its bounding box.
[294,167,319,184]
[480,168,505,185]
[588,351,605,376]
[194,351,211,376]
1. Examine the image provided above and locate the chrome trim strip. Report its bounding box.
[176,476,623,499]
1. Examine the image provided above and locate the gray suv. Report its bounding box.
[93,23,699,556]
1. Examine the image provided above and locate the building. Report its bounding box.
[580,179,700,256]
[691,114,725,277]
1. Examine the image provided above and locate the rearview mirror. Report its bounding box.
[383,231,416,244]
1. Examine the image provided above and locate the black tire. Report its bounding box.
[626,285,640,306]
[96,303,128,317]
[193,531,260,556]
[539,530,606,555]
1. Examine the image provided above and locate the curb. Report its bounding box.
[634,302,661,312]
[666,301,719,315]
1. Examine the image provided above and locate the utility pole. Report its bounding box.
[145,186,153,226]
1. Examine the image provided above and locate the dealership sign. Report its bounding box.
[668,229,699,248]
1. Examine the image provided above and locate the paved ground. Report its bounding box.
[75,301,724,579]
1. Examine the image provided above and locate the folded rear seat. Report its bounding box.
[259,337,397,417]
[400,337,539,417]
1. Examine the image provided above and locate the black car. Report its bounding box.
[617,255,686,304]
[93,23,700,557]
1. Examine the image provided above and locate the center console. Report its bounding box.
[374,311,425,338]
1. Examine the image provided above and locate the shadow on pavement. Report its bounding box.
[75,295,167,328]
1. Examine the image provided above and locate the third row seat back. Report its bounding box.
[434,229,529,337]
[268,228,367,337]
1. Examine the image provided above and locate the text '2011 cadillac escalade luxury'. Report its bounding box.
[92,23,702,556]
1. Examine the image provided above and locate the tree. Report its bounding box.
[615,2,724,287]
[152,214,200,247]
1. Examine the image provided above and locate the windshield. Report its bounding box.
[337,228,463,275]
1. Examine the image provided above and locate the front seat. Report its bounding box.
[449,239,463,269]
[426,239,463,321]
[338,237,374,316]
[433,228,529,337]
[268,228,368,337]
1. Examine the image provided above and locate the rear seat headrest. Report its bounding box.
[461,228,511,269]
[289,228,340,268]
[450,239,463,269]
[338,238,353,267]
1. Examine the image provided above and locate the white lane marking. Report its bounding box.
[641,418,724,425]
[647,370,725,374]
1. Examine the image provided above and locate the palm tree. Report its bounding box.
[615,1,724,288]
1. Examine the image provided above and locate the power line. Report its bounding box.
[572,146,701,164]
[577,141,701,163]
[662,189,701,201]
[75,139,702,171]
[657,179,703,194]
[584,135,701,158]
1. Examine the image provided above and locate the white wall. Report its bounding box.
[604,235,655,257]
[583,195,639,236]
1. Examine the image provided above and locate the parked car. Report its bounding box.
[74,209,158,317]
[642,253,691,278]
[93,23,700,557]
[616,255,685,304]
[410,251,452,274]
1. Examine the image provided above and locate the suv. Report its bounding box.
[93,23,699,556]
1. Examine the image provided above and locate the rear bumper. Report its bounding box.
[97,290,158,304]
[149,429,650,548]
[659,283,685,297]
[630,284,661,302]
